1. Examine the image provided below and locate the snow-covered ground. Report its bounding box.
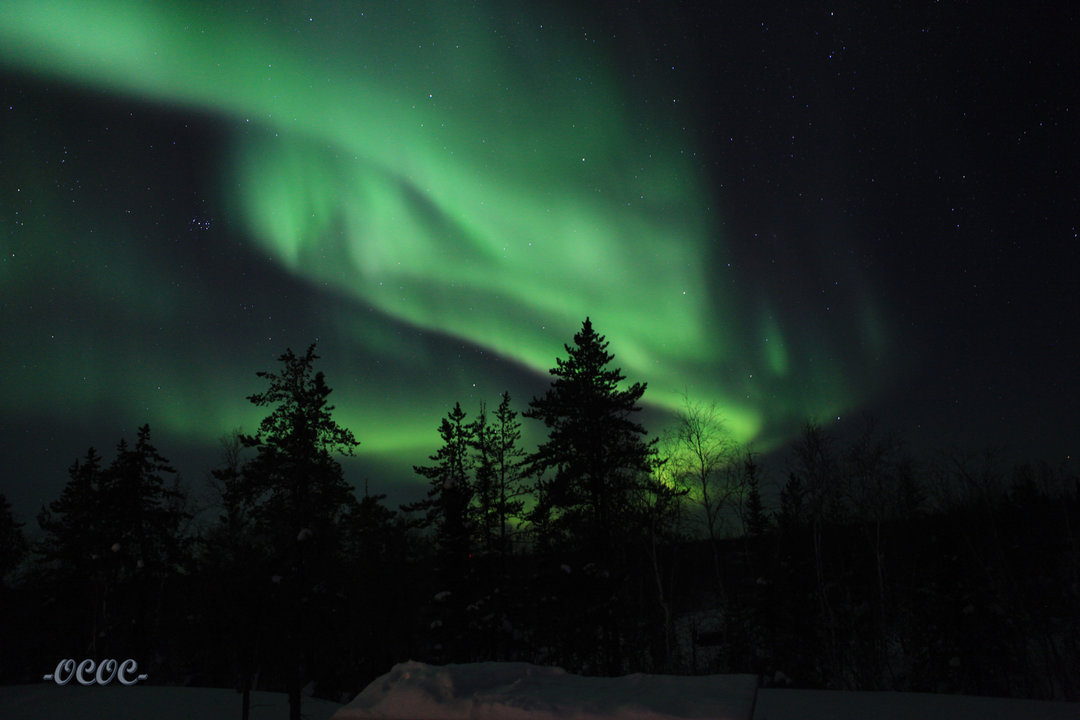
[0,683,342,720]
[3,662,1078,720]
[332,661,1080,720]
[334,661,758,719]
[752,687,1080,720]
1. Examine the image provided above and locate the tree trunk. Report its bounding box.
[289,682,301,720]
[648,531,673,672]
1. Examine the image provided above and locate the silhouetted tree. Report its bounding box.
[742,451,768,538]
[0,494,28,587]
[199,429,264,720]
[237,344,360,720]
[0,493,29,683]
[635,462,689,672]
[105,425,190,580]
[666,396,738,644]
[404,401,476,661]
[778,471,805,530]
[407,402,475,564]
[524,317,658,674]
[790,421,846,685]
[471,404,498,555]
[36,429,190,661]
[526,317,656,556]
[35,448,107,657]
[104,426,192,665]
[471,392,527,557]
[669,398,737,543]
[330,487,412,697]
[468,392,529,660]
[37,448,106,582]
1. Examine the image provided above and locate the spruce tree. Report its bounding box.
[744,451,768,538]
[468,392,527,660]
[105,425,189,580]
[336,488,411,690]
[37,448,106,582]
[240,346,359,542]
[0,493,27,587]
[37,430,190,660]
[37,448,110,655]
[407,402,475,563]
[404,402,476,661]
[525,317,655,556]
[489,391,527,556]
[524,318,657,674]
[0,493,28,683]
[470,392,527,557]
[471,403,498,555]
[103,426,190,663]
[238,343,359,720]
[200,430,264,720]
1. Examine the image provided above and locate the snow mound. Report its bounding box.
[333,661,758,720]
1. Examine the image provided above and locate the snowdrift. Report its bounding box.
[333,661,758,720]
[333,661,1080,720]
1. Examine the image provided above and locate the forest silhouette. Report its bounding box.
[2,319,1077,715]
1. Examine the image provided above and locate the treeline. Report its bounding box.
[0,319,1077,713]
[676,422,1080,701]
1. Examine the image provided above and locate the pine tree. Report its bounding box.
[37,448,111,655]
[467,392,528,661]
[404,402,476,662]
[37,448,106,581]
[779,471,805,529]
[105,425,189,579]
[471,403,498,555]
[470,392,527,557]
[335,488,411,691]
[406,402,475,563]
[490,392,528,555]
[240,345,359,544]
[0,492,29,683]
[744,451,768,538]
[525,317,655,556]
[37,430,190,660]
[200,430,265,720]
[238,343,359,720]
[0,493,27,587]
[524,318,658,674]
[102,426,191,664]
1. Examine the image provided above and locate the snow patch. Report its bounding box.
[334,662,1080,720]
[333,661,757,720]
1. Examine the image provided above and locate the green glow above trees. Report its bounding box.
[0,1,891,465]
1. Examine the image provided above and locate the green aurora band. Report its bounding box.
[1,1,889,462]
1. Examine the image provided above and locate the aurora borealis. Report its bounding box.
[2,1,1075,516]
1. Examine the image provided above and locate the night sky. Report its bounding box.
[2,1,1076,523]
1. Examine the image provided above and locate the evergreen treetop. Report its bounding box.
[525,317,656,553]
[239,344,359,537]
